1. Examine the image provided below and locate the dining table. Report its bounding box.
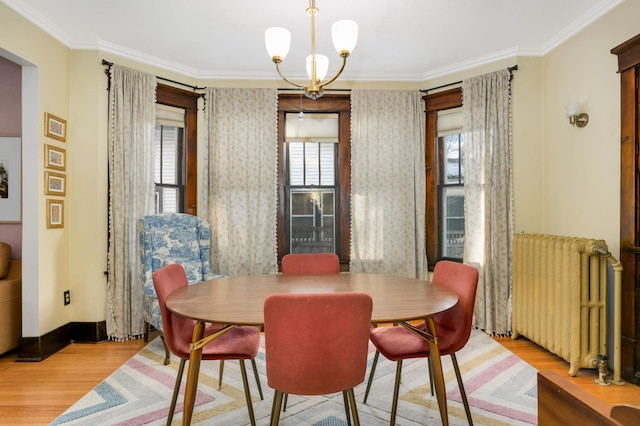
[165,272,459,425]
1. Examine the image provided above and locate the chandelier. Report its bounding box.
[265,0,358,100]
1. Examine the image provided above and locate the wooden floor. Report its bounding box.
[0,334,638,425]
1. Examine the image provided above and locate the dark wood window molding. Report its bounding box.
[277,94,351,270]
[611,33,640,384]
[425,88,463,270]
[156,84,199,215]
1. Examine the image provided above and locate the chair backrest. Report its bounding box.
[281,253,340,274]
[264,292,372,395]
[152,263,195,358]
[140,213,213,284]
[431,260,479,354]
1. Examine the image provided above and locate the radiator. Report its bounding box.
[512,233,623,382]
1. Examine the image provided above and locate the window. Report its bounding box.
[286,124,338,254]
[154,122,183,213]
[277,95,351,269]
[155,84,199,215]
[425,88,463,269]
[439,132,464,258]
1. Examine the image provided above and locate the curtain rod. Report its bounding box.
[101,59,206,91]
[420,65,518,93]
[277,87,351,92]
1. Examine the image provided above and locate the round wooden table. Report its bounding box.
[166,273,458,425]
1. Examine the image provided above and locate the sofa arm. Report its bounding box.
[5,260,21,281]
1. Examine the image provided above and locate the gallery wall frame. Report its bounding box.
[45,112,66,142]
[44,144,66,171]
[45,171,66,196]
[46,199,64,229]
[0,137,22,223]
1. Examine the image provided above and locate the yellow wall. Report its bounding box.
[1,0,638,335]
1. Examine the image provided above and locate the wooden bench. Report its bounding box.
[538,370,640,425]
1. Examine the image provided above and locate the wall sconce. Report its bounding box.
[566,101,589,128]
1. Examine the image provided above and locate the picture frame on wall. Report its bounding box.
[0,137,22,223]
[45,171,66,196]
[46,199,64,229]
[45,112,67,142]
[44,144,66,171]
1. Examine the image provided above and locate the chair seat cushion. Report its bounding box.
[170,324,261,361]
[369,323,460,361]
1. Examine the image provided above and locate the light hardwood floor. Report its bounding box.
[0,333,638,425]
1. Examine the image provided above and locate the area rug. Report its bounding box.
[50,329,537,425]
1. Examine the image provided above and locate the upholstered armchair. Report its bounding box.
[140,213,225,364]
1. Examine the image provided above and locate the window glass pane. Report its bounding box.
[161,127,179,184]
[155,187,178,213]
[320,143,335,185]
[290,189,335,254]
[304,143,319,185]
[442,186,464,258]
[289,142,304,185]
[443,134,463,184]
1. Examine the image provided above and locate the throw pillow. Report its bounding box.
[0,242,11,279]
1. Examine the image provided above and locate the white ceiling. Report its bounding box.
[2,0,624,81]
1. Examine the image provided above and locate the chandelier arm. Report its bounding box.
[319,53,349,87]
[274,61,306,89]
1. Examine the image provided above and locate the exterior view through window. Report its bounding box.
[439,132,464,259]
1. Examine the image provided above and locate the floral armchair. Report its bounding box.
[140,213,225,364]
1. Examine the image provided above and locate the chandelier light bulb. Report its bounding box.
[332,20,358,54]
[265,27,291,60]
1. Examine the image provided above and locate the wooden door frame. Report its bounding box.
[611,34,640,384]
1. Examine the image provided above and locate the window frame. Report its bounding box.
[277,94,351,270]
[156,84,199,215]
[425,88,463,270]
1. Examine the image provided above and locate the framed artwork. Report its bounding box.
[44,144,66,171]
[45,171,66,196]
[46,199,64,228]
[0,137,22,223]
[45,112,67,142]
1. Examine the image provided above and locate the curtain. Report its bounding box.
[106,65,157,340]
[462,69,514,336]
[350,90,427,279]
[201,88,278,276]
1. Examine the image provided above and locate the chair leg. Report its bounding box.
[363,350,380,403]
[270,390,284,426]
[218,360,225,390]
[239,360,256,426]
[451,353,473,425]
[342,391,352,426]
[251,359,263,400]
[144,321,151,342]
[427,357,434,396]
[346,388,361,426]
[167,359,186,426]
[390,359,403,426]
[282,393,288,412]
[159,333,171,365]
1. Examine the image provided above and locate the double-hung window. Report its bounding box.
[425,88,464,269]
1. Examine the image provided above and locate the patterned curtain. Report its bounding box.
[462,69,514,336]
[201,88,278,276]
[106,65,157,340]
[350,90,427,279]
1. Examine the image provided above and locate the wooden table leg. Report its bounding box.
[182,320,205,425]
[425,317,449,426]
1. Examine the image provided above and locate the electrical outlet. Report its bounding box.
[64,290,70,306]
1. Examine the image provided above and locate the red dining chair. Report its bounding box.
[280,252,340,410]
[153,263,261,426]
[264,292,373,426]
[363,260,479,425]
[281,252,340,274]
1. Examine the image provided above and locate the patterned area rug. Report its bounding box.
[51,329,537,425]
